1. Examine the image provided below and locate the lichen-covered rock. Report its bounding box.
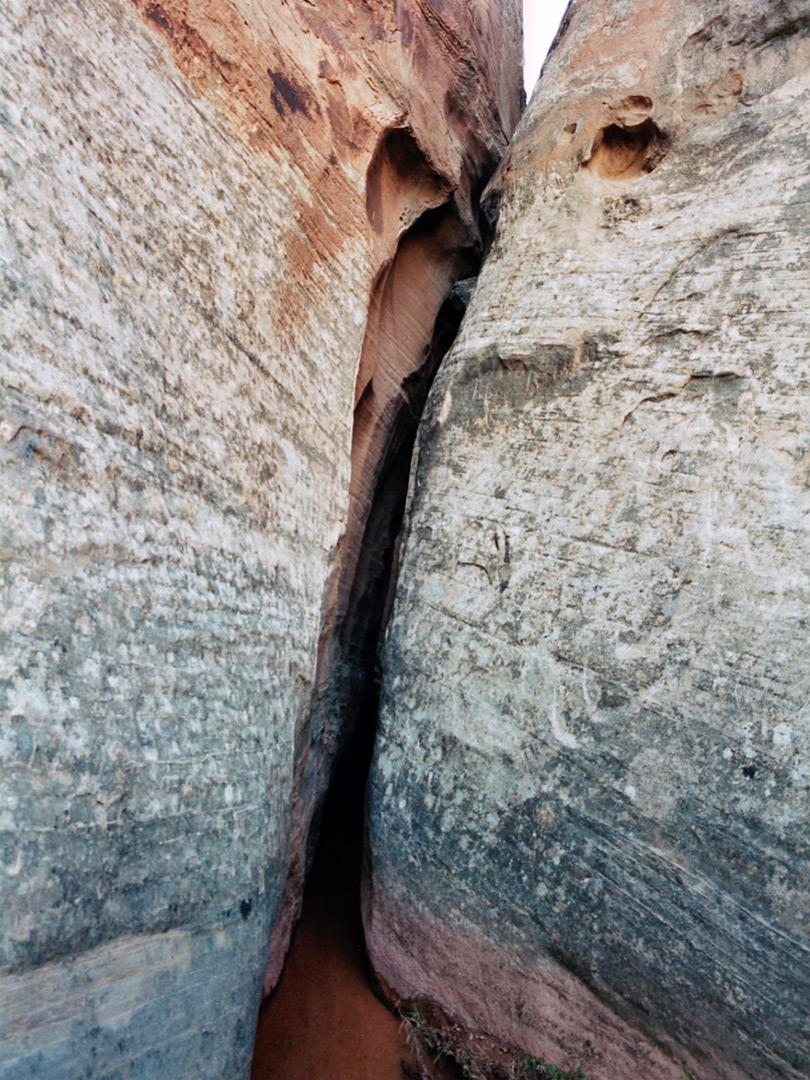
[365,3,810,1079]
[0,1,520,1077]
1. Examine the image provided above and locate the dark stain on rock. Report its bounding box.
[268,69,312,118]
[756,10,810,47]
[135,2,236,80]
[144,3,173,36]
[453,342,587,417]
[599,687,630,709]
[583,331,621,366]
[496,344,577,382]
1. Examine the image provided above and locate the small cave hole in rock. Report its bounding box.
[586,118,666,179]
[251,215,478,1080]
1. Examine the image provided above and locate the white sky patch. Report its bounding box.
[523,0,569,96]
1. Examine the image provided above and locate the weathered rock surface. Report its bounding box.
[0,1,521,1077]
[366,3,810,1078]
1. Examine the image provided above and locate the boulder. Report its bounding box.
[365,3,810,1078]
[0,1,521,1077]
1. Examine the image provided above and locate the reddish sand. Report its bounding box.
[251,778,418,1080]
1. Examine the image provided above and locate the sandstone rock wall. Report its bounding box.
[0,2,521,1077]
[366,3,810,1078]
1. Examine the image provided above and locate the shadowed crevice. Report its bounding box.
[261,177,483,996]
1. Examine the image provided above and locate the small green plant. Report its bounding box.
[522,1058,588,1080]
[400,1003,589,1080]
[406,1007,430,1041]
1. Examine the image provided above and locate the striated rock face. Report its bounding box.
[0,1,521,1077]
[366,3,810,1079]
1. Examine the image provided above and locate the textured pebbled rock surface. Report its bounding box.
[366,3,810,1079]
[0,1,520,1077]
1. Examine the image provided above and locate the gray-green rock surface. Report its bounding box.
[0,1,520,1076]
[365,3,810,1078]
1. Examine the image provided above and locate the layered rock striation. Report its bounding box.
[366,3,810,1078]
[0,2,521,1077]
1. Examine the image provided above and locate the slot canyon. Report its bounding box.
[1,2,808,1080]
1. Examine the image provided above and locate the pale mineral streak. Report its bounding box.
[0,0,521,1076]
[366,2,810,1078]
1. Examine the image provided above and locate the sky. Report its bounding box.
[523,0,569,95]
